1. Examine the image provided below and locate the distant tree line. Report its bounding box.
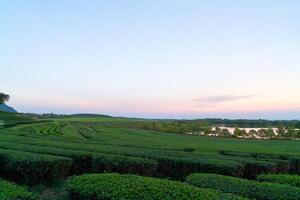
[201,118,300,129]
[96,119,300,140]
[205,125,300,140]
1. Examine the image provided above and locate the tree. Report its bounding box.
[234,127,242,137]
[214,126,221,136]
[276,124,286,138]
[220,128,231,137]
[296,129,300,139]
[265,128,275,138]
[202,126,212,136]
[286,126,297,139]
[257,128,275,139]
[0,92,10,104]
[248,129,257,138]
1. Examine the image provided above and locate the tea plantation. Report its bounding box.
[1,111,300,199]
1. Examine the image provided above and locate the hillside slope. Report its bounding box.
[0,104,17,113]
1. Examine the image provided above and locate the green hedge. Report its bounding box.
[186,173,300,200]
[219,150,300,175]
[0,140,242,180]
[0,148,73,185]
[66,173,247,200]
[1,134,294,181]
[0,142,158,177]
[257,174,300,187]
[216,153,288,179]
[0,135,248,180]
[289,157,300,174]
[91,154,157,176]
[156,156,242,179]
[0,179,36,200]
[51,150,158,176]
[240,160,288,179]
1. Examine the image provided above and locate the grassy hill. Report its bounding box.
[0,114,300,199]
[0,111,51,128]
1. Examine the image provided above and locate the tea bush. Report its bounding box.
[66,173,247,200]
[0,142,158,176]
[257,174,300,187]
[0,179,36,200]
[186,173,300,200]
[0,148,72,185]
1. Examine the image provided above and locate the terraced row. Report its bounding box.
[186,173,300,200]
[66,173,247,200]
[66,173,300,200]
[0,132,296,183]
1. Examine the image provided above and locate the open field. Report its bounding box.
[1,111,300,199]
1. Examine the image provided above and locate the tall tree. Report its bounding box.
[0,92,10,104]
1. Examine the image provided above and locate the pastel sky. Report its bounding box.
[1,0,300,119]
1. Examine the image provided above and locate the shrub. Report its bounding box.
[0,179,36,200]
[240,160,287,179]
[0,148,73,185]
[156,156,243,179]
[0,142,158,177]
[219,150,299,175]
[219,150,291,177]
[257,174,300,187]
[0,141,238,179]
[288,157,300,174]
[91,154,157,176]
[66,173,247,200]
[186,173,300,200]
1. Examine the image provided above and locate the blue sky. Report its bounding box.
[1,0,300,119]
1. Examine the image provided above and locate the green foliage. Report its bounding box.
[0,92,10,104]
[257,174,300,187]
[66,173,247,200]
[240,160,287,179]
[257,128,276,138]
[0,115,300,193]
[0,111,47,128]
[0,141,158,177]
[0,138,241,180]
[91,154,158,176]
[0,115,299,198]
[0,148,72,185]
[85,117,300,139]
[1,118,300,183]
[155,156,242,179]
[219,150,300,176]
[186,173,300,200]
[234,127,245,137]
[0,179,36,200]
[219,128,231,137]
